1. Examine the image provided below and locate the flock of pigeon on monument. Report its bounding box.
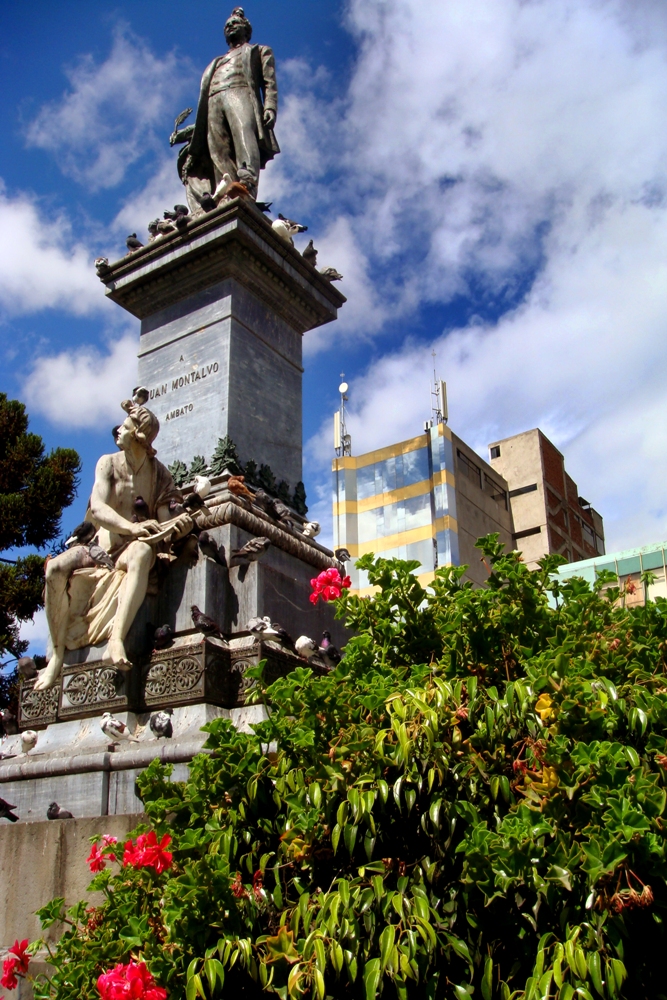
[93,170,343,282]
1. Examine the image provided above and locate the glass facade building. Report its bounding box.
[332,424,460,594]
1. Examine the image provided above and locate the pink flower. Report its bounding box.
[88,836,118,872]
[97,961,167,1000]
[123,832,173,874]
[309,568,351,605]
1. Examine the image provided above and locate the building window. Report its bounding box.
[457,449,482,488]
[483,473,508,508]
[490,445,501,459]
[582,522,595,546]
[509,483,538,498]
[513,526,541,539]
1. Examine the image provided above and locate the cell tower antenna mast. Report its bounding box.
[426,350,448,429]
[334,372,352,457]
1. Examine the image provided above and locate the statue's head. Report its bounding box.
[118,399,160,457]
[225,6,252,45]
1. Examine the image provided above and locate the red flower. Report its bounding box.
[230,872,248,899]
[88,843,106,873]
[97,961,167,1000]
[8,943,29,977]
[252,870,265,902]
[123,832,173,874]
[1,960,18,991]
[309,568,351,605]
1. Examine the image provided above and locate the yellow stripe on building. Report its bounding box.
[332,433,428,471]
[333,470,456,517]
[344,517,457,557]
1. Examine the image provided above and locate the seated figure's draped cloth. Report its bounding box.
[64,456,181,650]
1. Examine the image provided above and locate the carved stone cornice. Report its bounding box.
[100,199,346,331]
[197,497,338,571]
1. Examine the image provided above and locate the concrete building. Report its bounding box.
[488,428,604,569]
[332,422,513,594]
[554,540,667,609]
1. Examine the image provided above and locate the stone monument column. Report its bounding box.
[103,199,344,483]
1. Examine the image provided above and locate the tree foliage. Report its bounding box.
[0,394,80,657]
[34,538,667,1000]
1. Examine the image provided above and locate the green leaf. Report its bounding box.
[481,955,493,1000]
[364,958,381,1000]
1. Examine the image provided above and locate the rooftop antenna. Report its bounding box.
[425,351,448,432]
[334,372,352,457]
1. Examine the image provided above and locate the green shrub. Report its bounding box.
[33,537,667,1000]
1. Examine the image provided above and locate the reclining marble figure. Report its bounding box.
[34,399,193,691]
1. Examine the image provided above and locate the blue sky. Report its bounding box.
[4,0,667,654]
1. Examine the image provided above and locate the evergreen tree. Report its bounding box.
[208,436,243,477]
[292,480,308,516]
[188,455,208,478]
[0,394,80,659]
[243,459,258,486]
[257,463,276,494]
[275,479,291,504]
[167,460,189,488]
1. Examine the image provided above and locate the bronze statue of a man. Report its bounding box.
[175,6,279,210]
[35,399,192,691]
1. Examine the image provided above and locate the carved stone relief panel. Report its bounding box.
[18,679,59,729]
[60,661,133,718]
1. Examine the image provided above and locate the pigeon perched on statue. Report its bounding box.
[295,635,319,660]
[227,475,254,500]
[164,205,190,230]
[150,709,173,739]
[193,475,212,499]
[252,490,277,517]
[272,214,308,245]
[151,624,174,650]
[302,521,321,538]
[335,547,351,564]
[191,605,223,638]
[213,173,234,202]
[21,730,38,754]
[198,531,226,566]
[319,267,343,282]
[255,201,272,214]
[168,498,186,516]
[65,521,97,547]
[95,257,110,275]
[196,191,217,213]
[247,617,294,650]
[182,493,205,512]
[230,536,270,566]
[319,631,342,668]
[88,543,115,572]
[302,239,318,266]
[133,496,150,521]
[47,802,74,820]
[0,709,18,735]
[101,713,139,743]
[132,387,150,405]
[147,220,160,242]
[17,656,38,680]
[126,233,144,252]
[0,797,18,822]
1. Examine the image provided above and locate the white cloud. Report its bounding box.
[22,332,138,429]
[0,181,104,316]
[26,25,195,190]
[19,609,50,658]
[301,0,667,554]
[113,155,186,237]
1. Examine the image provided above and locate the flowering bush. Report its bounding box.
[309,566,351,604]
[32,539,667,999]
[123,832,172,874]
[97,962,166,1000]
[1,940,30,991]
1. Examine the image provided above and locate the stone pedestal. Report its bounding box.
[100,198,345,480]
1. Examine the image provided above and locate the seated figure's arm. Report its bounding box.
[90,455,144,537]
